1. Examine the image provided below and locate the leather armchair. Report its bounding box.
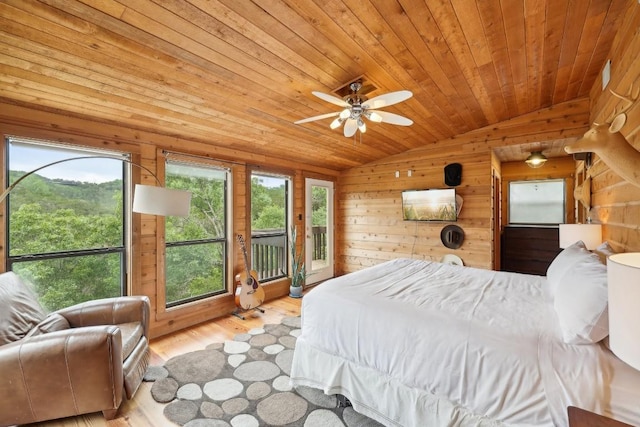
[0,275,150,426]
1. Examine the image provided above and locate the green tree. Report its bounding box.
[254,205,285,230]
[251,177,286,231]
[8,164,124,311]
[311,186,327,226]
[9,202,122,311]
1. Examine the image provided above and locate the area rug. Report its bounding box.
[144,316,383,427]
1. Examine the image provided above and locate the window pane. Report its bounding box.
[165,161,228,306]
[166,162,226,241]
[8,141,124,255]
[165,242,225,305]
[311,185,329,269]
[509,179,565,224]
[11,252,122,311]
[251,175,286,230]
[6,138,126,310]
[251,174,287,282]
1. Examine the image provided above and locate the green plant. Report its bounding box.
[289,225,306,288]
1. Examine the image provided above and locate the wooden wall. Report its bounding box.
[336,99,590,274]
[0,104,337,338]
[578,6,640,253]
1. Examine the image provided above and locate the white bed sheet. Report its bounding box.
[290,258,640,426]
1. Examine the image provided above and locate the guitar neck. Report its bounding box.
[242,249,252,274]
[237,235,253,275]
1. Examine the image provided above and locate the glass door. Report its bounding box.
[305,178,334,285]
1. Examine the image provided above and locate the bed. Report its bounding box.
[290,256,640,426]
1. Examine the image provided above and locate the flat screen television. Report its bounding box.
[402,188,457,221]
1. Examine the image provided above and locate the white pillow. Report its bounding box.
[593,241,616,264]
[553,251,608,344]
[546,240,590,299]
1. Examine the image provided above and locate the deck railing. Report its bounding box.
[250,230,286,282]
[250,226,327,282]
[311,226,327,261]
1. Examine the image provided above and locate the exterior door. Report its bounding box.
[305,178,334,285]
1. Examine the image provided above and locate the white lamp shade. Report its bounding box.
[608,253,640,371]
[132,184,191,217]
[559,223,602,249]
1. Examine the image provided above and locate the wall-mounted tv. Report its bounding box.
[402,188,457,221]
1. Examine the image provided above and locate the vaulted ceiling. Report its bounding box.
[0,1,628,171]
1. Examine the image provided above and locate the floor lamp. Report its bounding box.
[1,155,191,217]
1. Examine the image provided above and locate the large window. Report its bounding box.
[509,179,565,224]
[5,138,127,311]
[164,160,229,307]
[250,173,289,282]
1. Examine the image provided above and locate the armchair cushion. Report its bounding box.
[118,321,144,360]
[0,272,46,345]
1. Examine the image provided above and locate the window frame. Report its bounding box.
[4,137,131,309]
[249,171,291,283]
[163,156,231,308]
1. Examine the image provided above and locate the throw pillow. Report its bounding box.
[553,251,609,344]
[0,272,47,346]
[25,313,71,338]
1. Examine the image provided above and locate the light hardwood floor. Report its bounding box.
[26,296,302,427]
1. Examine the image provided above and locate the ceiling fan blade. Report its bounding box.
[372,110,413,126]
[294,111,340,124]
[343,119,358,137]
[363,90,413,109]
[312,91,350,108]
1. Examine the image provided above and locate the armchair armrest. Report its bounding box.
[0,326,124,426]
[56,296,150,337]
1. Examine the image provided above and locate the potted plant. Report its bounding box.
[289,225,306,298]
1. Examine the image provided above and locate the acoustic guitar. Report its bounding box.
[234,234,265,310]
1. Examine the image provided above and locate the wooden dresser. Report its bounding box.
[500,226,562,276]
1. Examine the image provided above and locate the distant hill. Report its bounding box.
[8,170,123,215]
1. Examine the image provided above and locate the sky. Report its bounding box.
[255,175,286,188]
[9,140,286,187]
[10,141,129,183]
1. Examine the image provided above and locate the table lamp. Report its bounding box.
[559,223,602,250]
[608,252,640,371]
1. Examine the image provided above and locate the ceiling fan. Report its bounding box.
[294,81,413,137]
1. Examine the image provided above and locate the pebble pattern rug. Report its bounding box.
[144,316,383,426]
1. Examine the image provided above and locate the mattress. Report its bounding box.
[290,258,640,426]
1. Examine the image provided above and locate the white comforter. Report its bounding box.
[290,258,640,426]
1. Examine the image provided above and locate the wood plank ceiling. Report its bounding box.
[0,0,628,171]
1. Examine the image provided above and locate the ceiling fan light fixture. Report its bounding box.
[357,118,366,133]
[330,117,344,129]
[367,111,383,123]
[525,151,548,168]
[339,108,351,119]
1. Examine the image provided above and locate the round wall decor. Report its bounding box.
[440,224,464,249]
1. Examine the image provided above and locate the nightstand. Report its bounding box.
[568,406,635,427]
